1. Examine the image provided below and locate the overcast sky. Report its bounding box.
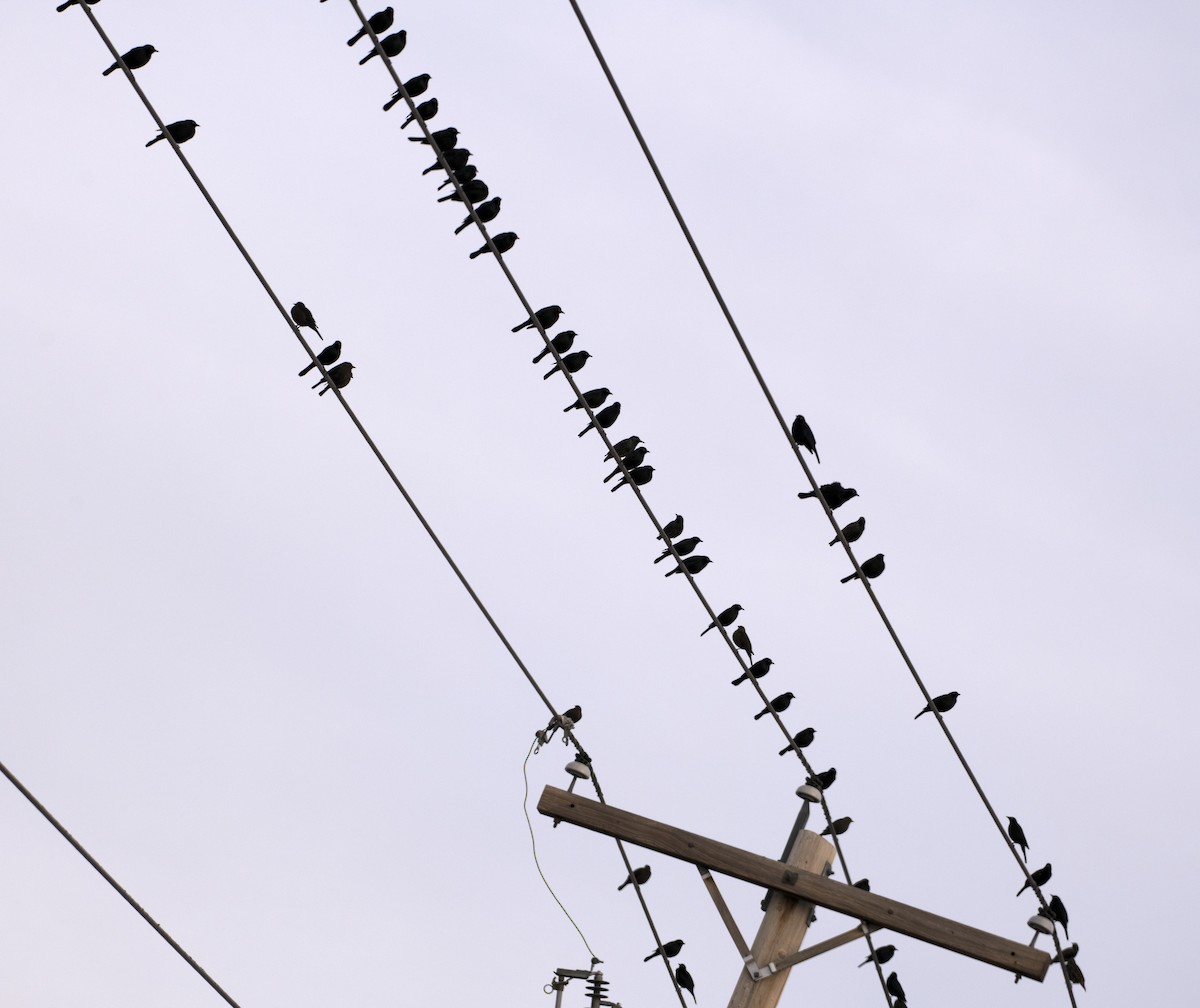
[2,2,1195,1006]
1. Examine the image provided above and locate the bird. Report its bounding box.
[347,7,394,46]
[56,0,99,10]
[798,482,858,510]
[618,865,651,891]
[914,691,959,719]
[821,816,853,837]
[885,972,905,1001]
[578,402,621,438]
[852,879,871,891]
[807,767,836,791]
[665,556,711,577]
[102,44,156,76]
[454,196,500,234]
[656,514,684,540]
[644,939,684,962]
[731,625,753,659]
[829,517,865,546]
[675,964,696,1003]
[145,120,198,147]
[558,704,582,725]
[383,73,430,110]
[422,148,471,175]
[312,362,354,395]
[653,535,699,561]
[297,341,342,376]
[841,553,885,583]
[701,603,742,636]
[1007,817,1029,861]
[359,30,406,64]
[791,414,820,462]
[1048,895,1069,939]
[1065,960,1085,989]
[290,302,322,341]
[754,692,795,719]
[1050,942,1079,964]
[437,179,489,204]
[778,727,815,755]
[1016,863,1052,896]
[469,232,518,259]
[411,126,458,150]
[440,165,480,190]
[603,447,649,483]
[731,658,773,686]
[610,465,653,493]
[513,305,563,332]
[541,705,582,740]
[400,97,438,129]
[858,944,896,967]
[532,330,576,364]
[565,388,611,413]
[543,350,590,380]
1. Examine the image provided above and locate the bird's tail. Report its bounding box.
[436,193,455,203]
[651,549,667,559]
[469,248,485,259]
[298,361,317,377]
[828,535,839,546]
[753,710,767,720]
[542,365,560,380]
[609,480,626,493]
[319,386,332,396]
[347,29,365,46]
[617,880,629,891]
[778,744,793,756]
[56,0,73,10]
[578,423,595,437]
[358,51,376,66]
[700,624,716,636]
[731,674,748,685]
[312,326,323,342]
[913,709,928,719]
[102,64,117,76]
[383,92,403,111]
[145,135,163,147]
[454,220,471,235]
[840,572,858,584]
[511,321,531,332]
[643,952,659,963]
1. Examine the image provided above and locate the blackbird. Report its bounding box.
[437,179,488,204]
[656,514,683,540]
[665,556,711,577]
[313,362,354,395]
[914,691,959,718]
[653,535,699,561]
[841,553,885,583]
[422,148,471,175]
[469,231,517,259]
[754,692,795,719]
[454,196,500,234]
[359,30,406,64]
[298,341,342,376]
[543,351,590,380]
[564,388,611,413]
[791,414,820,462]
[1016,863,1052,896]
[644,940,684,962]
[347,8,394,46]
[618,865,651,891]
[675,964,696,1003]
[102,45,156,75]
[1048,895,1069,939]
[798,482,858,510]
[821,816,853,837]
[513,305,563,332]
[610,465,653,493]
[578,402,620,438]
[1007,817,1029,861]
[400,97,438,129]
[858,944,896,967]
[290,302,322,340]
[731,625,753,659]
[383,73,430,110]
[806,767,836,790]
[885,972,905,1001]
[603,447,649,483]
[532,330,576,363]
[145,120,198,147]
[1065,960,1085,989]
[778,727,815,755]
[731,658,772,686]
[701,603,742,636]
[411,126,458,150]
[829,517,865,546]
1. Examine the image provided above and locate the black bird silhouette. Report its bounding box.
[1051,942,1079,964]
[383,73,430,110]
[666,556,711,577]
[841,553,885,583]
[798,482,858,510]
[754,692,795,719]
[701,603,742,636]
[1065,960,1086,989]
[422,148,471,174]
[313,362,354,395]
[656,514,683,540]
[400,97,438,129]
[454,196,500,234]
[347,7,394,45]
[885,972,905,1001]
[1017,863,1052,896]
[618,865,651,891]
[290,302,322,341]
[1048,895,1069,939]
[359,30,406,64]
[543,350,590,380]
[653,535,699,561]
[514,305,564,333]
[791,414,820,462]
[852,879,871,891]
[1007,817,1029,861]
[806,767,837,790]
[858,944,896,967]
[644,939,684,962]
[103,44,156,76]
[778,727,815,755]
[469,232,517,259]
[821,816,853,837]
[565,388,611,413]
[603,447,649,483]
[56,0,99,10]
[437,179,489,204]
[411,126,458,150]
[558,704,582,725]
[675,964,696,1003]
[829,517,865,546]
[145,120,198,147]
[610,465,653,493]
[914,691,959,718]
[298,341,342,376]
[731,658,773,686]
[440,165,479,190]
[731,625,753,659]
[532,330,576,363]
[579,402,620,438]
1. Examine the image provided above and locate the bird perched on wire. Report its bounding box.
[400,97,438,129]
[675,964,696,1003]
[829,517,865,546]
[644,939,684,962]
[841,554,885,583]
[347,7,394,45]
[539,705,582,744]
[383,72,430,110]
[858,944,896,967]
[1016,863,1052,896]
[665,556,711,577]
[514,305,564,333]
[565,388,611,413]
[1051,942,1079,964]
[852,879,871,891]
[656,514,683,540]
[731,658,772,686]
[885,972,905,1002]
[454,196,500,234]
[359,30,406,64]
[618,865,651,891]
[1065,959,1085,989]
[578,402,620,438]
[441,165,479,191]
[297,341,342,376]
[610,465,653,493]
[422,148,471,175]
[701,603,742,636]
[290,302,322,341]
[731,625,753,659]
[603,447,649,483]
[791,414,820,463]
[411,126,458,150]
[1048,895,1069,939]
[798,482,858,510]
[312,362,354,396]
[145,120,198,147]
[469,232,518,259]
[821,816,853,837]
[653,535,699,561]
[437,179,489,204]
[543,350,590,380]
[102,44,156,76]
[754,692,795,719]
[914,691,959,718]
[778,727,815,755]
[807,767,836,791]
[532,330,575,363]
[56,0,99,10]
[1007,817,1029,861]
